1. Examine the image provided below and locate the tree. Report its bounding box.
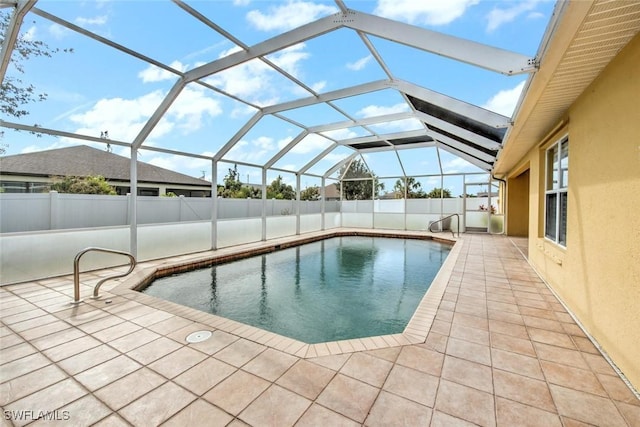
[0,10,73,153]
[217,165,260,198]
[337,159,384,200]
[266,175,295,200]
[425,187,452,198]
[393,177,426,198]
[300,186,320,201]
[50,175,116,195]
[0,11,72,120]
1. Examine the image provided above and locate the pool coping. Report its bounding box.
[108,228,460,358]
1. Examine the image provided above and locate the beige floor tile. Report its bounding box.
[382,365,439,407]
[12,317,67,336]
[490,332,536,357]
[188,330,238,355]
[0,364,67,406]
[308,353,350,371]
[446,337,491,366]
[495,396,561,427]
[541,360,607,397]
[491,348,544,380]
[493,369,556,412]
[91,414,130,427]
[58,344,120,375]
[597,373,640,405]
[31,394,112,427]
[365,390,432,427]
[616,401,640,426]
[92,322,142,343]
[4,379,87,427]
[42,335,102,362]
[533,342,588,370]
[174,357,237,395]
[581,352,618,376]
[276,359,335,400]
[213,338,266,368]
[203,370,270,416]
[442,356,493,393]
[119,382,196,427]
[146,315,193,335]
[0,342,37,365]
[76,315,125,335]
[430,411,477,426]
[242,348,298,382]
[452,312,489,331]
[125,337,182,365]
[29,328,85,351]
[108,328,160,353]
[74,355,142,391]
[527,328,576,350]
[148,346,207,379]
[339,352,393,388]
[94,368,166,410]
[240,385,311,427]
[396,346,444,376]
[163,399,233,427]
[0,352,51,383]
[363,346,402,363]
[435,379,496,427]
[316,374,379,423]
[450,323,490,345]
[549,384,627,427]
[488,319,528,339]
[295,403,360,427]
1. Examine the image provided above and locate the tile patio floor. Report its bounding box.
[1,233,639,426]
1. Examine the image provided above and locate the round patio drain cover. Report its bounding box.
[186,330,212,343]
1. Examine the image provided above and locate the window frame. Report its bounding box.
[544,135,568,247]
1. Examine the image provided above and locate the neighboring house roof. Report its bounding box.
[496,1,640,174]
[323,183,340,199]
[0,145,211,186]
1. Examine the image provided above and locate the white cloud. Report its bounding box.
[321,128,361,141]
[346,55,372,71]
[247,1,338,31]
[67,86,222,143]
[48,23,71,40]
[233,0,251,5]
[289,133,332,154]
[206,44,313,105]
[374,0,479,26]
[225,136,275,163]
[482,81,526,116]
[442,157,478,173]
[138,61,187,83]
[22,26,37,42]
[75,15,108,26]
[486,0,540,32]
[69,91,166,142]
[357,103,409,118]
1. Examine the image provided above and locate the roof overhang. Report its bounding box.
[495,0,640,175]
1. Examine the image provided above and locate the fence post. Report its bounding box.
[49,190,59,230]
[179,195,185,222]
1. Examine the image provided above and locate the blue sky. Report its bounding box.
[2,0,555,194]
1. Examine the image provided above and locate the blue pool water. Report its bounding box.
[142,236,451,343]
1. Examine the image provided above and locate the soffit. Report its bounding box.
[495,0,640,175]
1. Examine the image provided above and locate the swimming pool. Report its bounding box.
[142,236,451,343]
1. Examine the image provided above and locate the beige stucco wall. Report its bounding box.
[507,33,640,389]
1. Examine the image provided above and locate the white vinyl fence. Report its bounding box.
[0,193,501,285]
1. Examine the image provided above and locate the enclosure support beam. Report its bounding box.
[261,169,267,241]
[129,147,138,258]
[321,177,326,230]
[0,0,36,84]
[211,160,218,250]
[295,174,301,235]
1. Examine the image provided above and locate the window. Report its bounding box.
[545,136,568,246]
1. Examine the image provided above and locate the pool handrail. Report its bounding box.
[72,247,136,304]
[428,214,460,238]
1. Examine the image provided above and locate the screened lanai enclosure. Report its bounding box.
[0,0,551,283]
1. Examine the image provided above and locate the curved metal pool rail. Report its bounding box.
[73,247,136,303]
[428,213,460,238]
